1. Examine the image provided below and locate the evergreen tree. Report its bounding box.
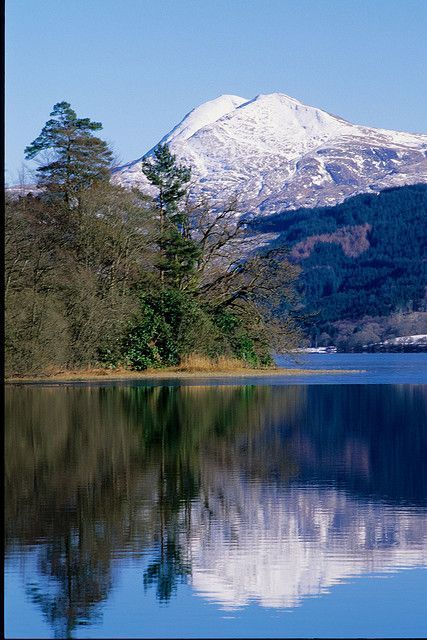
[142,143,191,226]
[25,101,113,206]
[142,144,200,289]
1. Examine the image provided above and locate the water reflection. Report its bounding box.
[5,384,427,636]
[190,486,427,609]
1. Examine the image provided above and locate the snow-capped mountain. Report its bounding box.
[114,92,427,215]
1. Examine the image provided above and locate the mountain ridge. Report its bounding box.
[114,92,427,215]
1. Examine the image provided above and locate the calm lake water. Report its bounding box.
[5,354,427,638]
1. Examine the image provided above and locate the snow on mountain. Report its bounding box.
[114,92,427,215]
[363,334,427,352]
[157,94,249,147]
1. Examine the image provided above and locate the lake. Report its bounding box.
[5,354,427,638]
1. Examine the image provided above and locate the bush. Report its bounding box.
[121,294,274,370]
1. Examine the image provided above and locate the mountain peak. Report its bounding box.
[246,92,304,106]
[158,93,247,145]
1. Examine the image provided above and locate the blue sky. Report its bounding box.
[6,0,427,183]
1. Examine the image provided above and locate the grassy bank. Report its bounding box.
[5,354,359,384]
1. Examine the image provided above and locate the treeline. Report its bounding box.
[5,102,301,376]
[254,184,427,345]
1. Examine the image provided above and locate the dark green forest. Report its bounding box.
[254,184,427,347]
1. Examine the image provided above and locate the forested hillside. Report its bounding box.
[253,184,427,348]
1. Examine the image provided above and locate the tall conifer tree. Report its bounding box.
[25,101,113,206]
[142,144,200,289]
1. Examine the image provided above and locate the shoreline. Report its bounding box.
[5,366,361,385]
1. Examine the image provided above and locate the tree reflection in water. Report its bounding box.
[5,383,427,636]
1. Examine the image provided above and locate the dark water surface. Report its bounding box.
[5,357,427,638]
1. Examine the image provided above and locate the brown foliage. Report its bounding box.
[5,185,157,375]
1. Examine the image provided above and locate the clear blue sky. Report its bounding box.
[5,0,427,184]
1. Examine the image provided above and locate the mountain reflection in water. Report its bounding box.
[5,384,427,637]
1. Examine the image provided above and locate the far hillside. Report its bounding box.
[253,184,427,349]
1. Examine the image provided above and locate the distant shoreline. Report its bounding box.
[4,366,361,385]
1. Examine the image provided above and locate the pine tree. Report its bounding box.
[142,143,191,229]
[25,101,113,206]
[142,144,200,289]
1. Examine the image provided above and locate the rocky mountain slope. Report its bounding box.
[114,92,427,215]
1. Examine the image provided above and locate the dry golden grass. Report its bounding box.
[5,354,362,383]
[175,354,249,372]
